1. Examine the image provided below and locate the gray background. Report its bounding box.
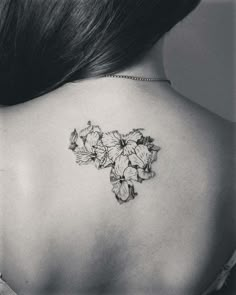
[164,0,235,122]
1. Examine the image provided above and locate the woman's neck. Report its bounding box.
[60,37,171,108]
[116,37,167,79]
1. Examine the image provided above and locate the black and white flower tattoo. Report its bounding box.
[69,121,160,204]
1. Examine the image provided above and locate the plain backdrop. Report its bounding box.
[164,0,235,122]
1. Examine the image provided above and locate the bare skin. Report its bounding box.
[1,38,235,295]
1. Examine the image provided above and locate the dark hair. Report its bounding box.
[0,0,201,105]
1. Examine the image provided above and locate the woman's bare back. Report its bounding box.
[1,79,235,295]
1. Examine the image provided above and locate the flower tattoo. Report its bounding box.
[69,121,160,204]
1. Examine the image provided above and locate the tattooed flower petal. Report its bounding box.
[136,145,152,164]
[129,153,144,168]
[70,129,78,143]
[79,125,93,138]
[102,131,120,147]
[111,180,122,195]
[114,155,129,177]
[150,150,158,163]
[138,168,155,180]
[110,168,118,184]
[118,182,130,201]
[75,148,93,165]
[85,132,100,152]
[94,158,101,169]
[150,144,161,152]
[95,145,112,168]
[123,141,137,156]
[112,180,129,201]
[69,129,79,151]
[115,184,137,204]
[95,145,107,161]
[107,145,122,162]
[123,130,142,143]
[92,125,102,133]
[103,157,113,168]
[124,167,138,181]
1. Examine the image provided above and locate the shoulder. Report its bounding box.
[150,86,234,176]
[174,88,234,200]
[156,87,235,236]
[166,87,234,169]
[176,89,236,239]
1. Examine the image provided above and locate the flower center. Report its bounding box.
[120,139,127,148]
[119,176,125,183]
[91,152,97,160]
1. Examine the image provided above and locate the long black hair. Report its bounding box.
[0,0,201,105]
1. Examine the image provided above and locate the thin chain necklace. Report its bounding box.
[105,74,171,84]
